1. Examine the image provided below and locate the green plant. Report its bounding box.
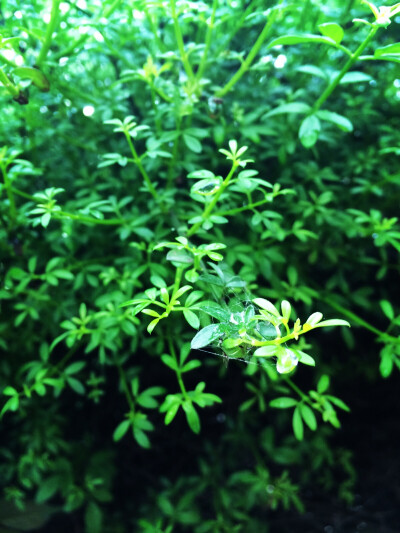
[1,1,400,531]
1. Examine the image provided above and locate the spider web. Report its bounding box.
[193,267,278,371]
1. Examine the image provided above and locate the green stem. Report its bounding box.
[196,0,218,81]
[215,2,283,97]
[312,26,379,113]
[0,67,19,97]
[124,132,159,201]
[167,117,182,189]
[55,0,123,59]
[1,165,17,225]
[144,6,166,53]
[173,266,184,294]
[116,361,135,413]
[217,196,275,217]
[285,377,309,403]
[322,298,397,341]
[53,211,126,225]
[36,0,61,66]
[187,162,239,237]
[170,0,195,81]
[168,337,188,399]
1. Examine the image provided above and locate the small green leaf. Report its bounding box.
[161,354,178,371]
[292,406,304,440]
[113,420,131,442]
[317,374,330,393]
[299,115,321,148]
[3,386,18,396]
[340,71,373,84]
[85,501,102,533]
[268,34,336,48]
[12,66,50,91]
[313,319,350,328]
[316,110,353,132]
[253,298,280,317]
[374,43,400,57]
[254,345,277,357]
[299,404,317,430]
[182,402,201,434]
[191,324,223,350]
[380,300,394,321]
[269,397,298,409]
[183,309,200,329]
[264,102,311,118]
[281,300,291,320]
[183,133,202,153]
[318,22,344,44]
[164,403,180,425]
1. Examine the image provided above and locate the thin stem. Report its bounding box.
[55,0,123,59]
[187,162,239,237]
[36,0,61,66]
[216,2,283,97]
[144,5,166,53]
[196,0,218,81]
[1,164,17,226]
[217,196,275,217]
[285,377,309,403]
[312,26,379,113]
[167,116,182,189]
[322,298,399,342]
[124,132,159,202]
[168,337,188,399]
[116,361,135,413]
[173,266,184,295]
[170,0,195,81]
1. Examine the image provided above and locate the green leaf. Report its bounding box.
[264,102,311,118]
[113,420,131,441]
[299,115,321,148]
[299,404,317,430]
[2,386,18,396]
[281,300,291,319]
[66,377,85,395]
[317,374,330,393]
[150,274,167,288]
[296,350,315,366]
[380,351,394,378]
[183,309,200,329]
[339,71,373,84]
[254,345,277,357]
[292,406,304,440]
[161,354,178,371]
[182,401,201,433]
[197,301,230,322]
[85,501,102,533]
[64,361,86,375]
[183,134,202,153]
[164,402,180,425]
[318,22,344,44]
[316,110,353,132]
[325,395,350,412]
[313,319,350,328]
[12,66,50,91]
[133,427,151,448]
[268,34,336,48]
[380,299,394,321]
[270,397,298,409]
[374,43,400,57]
[36,476,59,503]
[191,324,223,350]
[1,395,19,417]
[253,298,280,317]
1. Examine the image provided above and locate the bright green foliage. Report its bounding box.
[1,0,399,531]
